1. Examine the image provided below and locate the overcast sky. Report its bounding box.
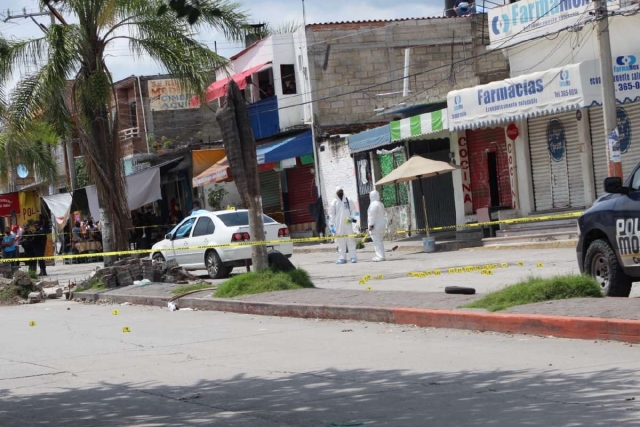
[0,0,446,85]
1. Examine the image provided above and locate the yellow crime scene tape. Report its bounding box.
[393,211,581,235]
[357,261,546,286]
[0,211,581,263]
[0,233,362,263]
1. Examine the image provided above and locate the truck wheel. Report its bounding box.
[205,250,230,279]
[584,239,632,297]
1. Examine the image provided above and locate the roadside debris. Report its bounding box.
[445,286,476,295]
[74,257,200,292]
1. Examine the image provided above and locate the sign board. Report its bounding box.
[506,137,519,209]
[447,61,600,131]
[148,79,195,111]
[457,136,473,215]
[488,0,635,50]
[506,123,519,140]
[609,128,622,163]
[0,193,18,217]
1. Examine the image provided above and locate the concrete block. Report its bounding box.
[28,292,42,304]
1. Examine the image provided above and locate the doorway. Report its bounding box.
[487,151,500,207]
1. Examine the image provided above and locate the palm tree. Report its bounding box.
[0,116,59,190]
[0,0,246,264]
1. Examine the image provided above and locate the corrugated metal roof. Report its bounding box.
[308,16,464,26]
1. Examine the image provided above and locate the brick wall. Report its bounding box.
[466,127,511,212]
[317,137,359,222]
[150,107,221,144]
[141,76,222,148]
[307,16,509,133]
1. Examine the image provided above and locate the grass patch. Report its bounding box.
[215,268,314,298]
[462,274,603,312]
[0,285,30,302]
[75,277,106,293]
[171,283,212,295]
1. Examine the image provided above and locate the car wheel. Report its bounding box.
[206,250,229,279]
[584,239,632,297]
[152,253,165,263]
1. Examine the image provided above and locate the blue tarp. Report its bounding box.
[256,130,313,165]
[347,125,391,153]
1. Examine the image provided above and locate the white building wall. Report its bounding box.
[216,34,306,131]
[317,137,359,221]
[507,15,640,76]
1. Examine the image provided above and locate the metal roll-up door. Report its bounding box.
[591,103,640,197]
[259,170,281,210]
[528,112,583,211]
[286,165,317,225]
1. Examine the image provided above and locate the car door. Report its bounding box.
[612,167,640,269]
[189,216,215,267]
[172,217,196,266]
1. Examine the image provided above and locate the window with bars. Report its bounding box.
[379,151,409,207]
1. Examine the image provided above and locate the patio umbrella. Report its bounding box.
[375,156,459,237]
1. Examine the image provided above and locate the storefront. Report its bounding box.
[389,109,456,232]
[528,111,585,211]
[448,61,602,216]
[465,127,512,213]
[590,103,640,196]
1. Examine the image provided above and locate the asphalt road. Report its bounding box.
[1,301,640,426]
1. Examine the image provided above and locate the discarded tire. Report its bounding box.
[445,286,476,295]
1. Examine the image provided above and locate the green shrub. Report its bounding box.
[462,274,603,312]
[215,268,314,298]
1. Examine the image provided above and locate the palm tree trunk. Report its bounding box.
[216,80,268,272]
[75,70,131,266]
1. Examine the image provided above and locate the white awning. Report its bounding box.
[85,166,162,221]
[42,193,73,232]
[447,61,601,131]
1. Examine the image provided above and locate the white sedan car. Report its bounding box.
[151,210,293,279]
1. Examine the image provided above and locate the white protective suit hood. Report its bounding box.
[369,190,380,202]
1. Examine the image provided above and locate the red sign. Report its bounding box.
[506,123,519,141]
[0,193,19,217]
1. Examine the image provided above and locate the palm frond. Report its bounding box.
[124,25,227,95]
[8,24,80,128]
[0,120,59,186]
[0,35,49,87]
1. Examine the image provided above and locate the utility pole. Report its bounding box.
[594,0,623,178]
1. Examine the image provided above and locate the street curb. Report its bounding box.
[76,291,640,344]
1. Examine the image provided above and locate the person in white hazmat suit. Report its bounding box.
[329,186,358,264]
[367,190,386,262]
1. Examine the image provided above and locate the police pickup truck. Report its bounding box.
[578,173,640,297]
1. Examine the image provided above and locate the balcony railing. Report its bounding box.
[119,127,139,141]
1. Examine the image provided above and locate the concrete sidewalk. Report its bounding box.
[75,285,640,344]
[293,238,577,254]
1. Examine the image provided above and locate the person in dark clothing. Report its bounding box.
[33,221,48,276]
[21,224,36,272]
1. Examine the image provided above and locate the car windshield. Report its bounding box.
[216,212,276,227]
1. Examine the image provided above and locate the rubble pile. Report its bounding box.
[77,257,199,291]
[0,271,66,305]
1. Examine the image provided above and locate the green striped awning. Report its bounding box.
[390,109,448,141]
